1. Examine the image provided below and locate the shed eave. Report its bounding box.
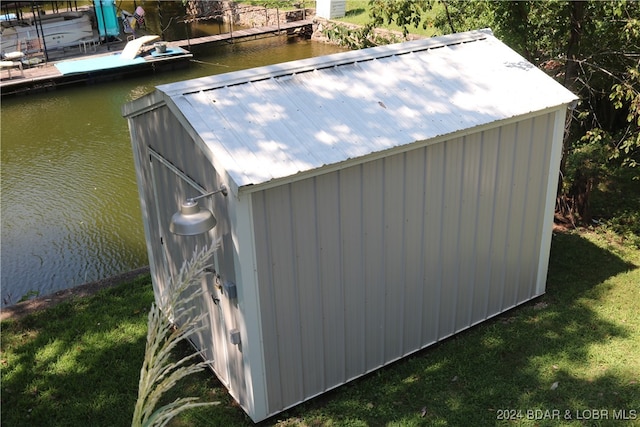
[122,89,170,118]
[230,100,577,195]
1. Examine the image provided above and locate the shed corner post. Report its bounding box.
[229,189,270,421]
[122,103,166,309]
[535,105,571,295]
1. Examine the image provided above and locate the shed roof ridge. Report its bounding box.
[158,28,495,97]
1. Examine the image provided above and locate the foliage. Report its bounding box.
[132,246,220,427]
[321,21,402,49]
[321,1,441,48]
[368,0,435,36]
[608,66,640,171]
[18,289,40,303]
[244,0,305,9]
[338,1,440,36]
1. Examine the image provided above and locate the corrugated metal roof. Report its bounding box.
[154,29,577,189]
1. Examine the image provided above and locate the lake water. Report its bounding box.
[1,29,345,306]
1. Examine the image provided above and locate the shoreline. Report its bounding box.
[0,266,150,322]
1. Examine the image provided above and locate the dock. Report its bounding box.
[0,39,192,97]
[169,19,314,49]
[0,19,314,97]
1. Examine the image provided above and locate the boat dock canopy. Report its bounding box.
[124,29,577,192]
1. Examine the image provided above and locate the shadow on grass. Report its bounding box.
[345,8,366,17]
[1,275,252,427]
[1,276,155,427]
[264,232,639,426]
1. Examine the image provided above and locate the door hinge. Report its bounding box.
[229,329,241,345]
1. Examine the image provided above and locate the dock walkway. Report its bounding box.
[0,39,192,97]
[0,19,314,97]
[169,19,314,48]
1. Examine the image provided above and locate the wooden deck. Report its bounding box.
[0,19,313,97]
[0,41,192,97]
[169,19,314,48]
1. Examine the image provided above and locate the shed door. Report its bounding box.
[148,152,231,386]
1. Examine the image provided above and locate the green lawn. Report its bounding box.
[2,228,638,426]
[339,0,442,37]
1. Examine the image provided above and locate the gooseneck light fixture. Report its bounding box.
[170,184,228,236]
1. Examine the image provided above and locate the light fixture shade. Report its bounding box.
[170,200,217,236]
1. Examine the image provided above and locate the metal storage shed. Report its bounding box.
[122,29,577,423]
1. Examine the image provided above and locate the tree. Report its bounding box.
[367,0,640,225]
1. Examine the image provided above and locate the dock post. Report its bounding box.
[157,0,165,40]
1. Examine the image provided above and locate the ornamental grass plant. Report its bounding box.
[131,245,220,427]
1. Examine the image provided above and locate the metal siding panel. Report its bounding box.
[148,139,231,382]
[383,153,406,360]
[289,177,327,396]
[132,106,257,408]
[455,133,483,332]
[315,172,347,387]
[438,137,464,339]
[502,120,534,309]
[339,166,367,380]
[362,159,386,371]
[402,147,427,353]
[232,192,269,420]
[471,128,501,324]
[487,123,517,315]
[518,114,553,302]
[264,185,305,408]
[129,115,168,303]
[143,106,265,411]
[421,142,445,345]
[515,117,540,304]
[252,191,284,411]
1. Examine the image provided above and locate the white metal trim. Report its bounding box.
[121,90,167,117]
[231,192,270,421]
[127,125,164,306]
[536,107,569,295]
[148,147,208,194]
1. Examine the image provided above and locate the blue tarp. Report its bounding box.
[55,55,145,75]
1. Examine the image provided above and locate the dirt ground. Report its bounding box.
[0,267,150,322]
